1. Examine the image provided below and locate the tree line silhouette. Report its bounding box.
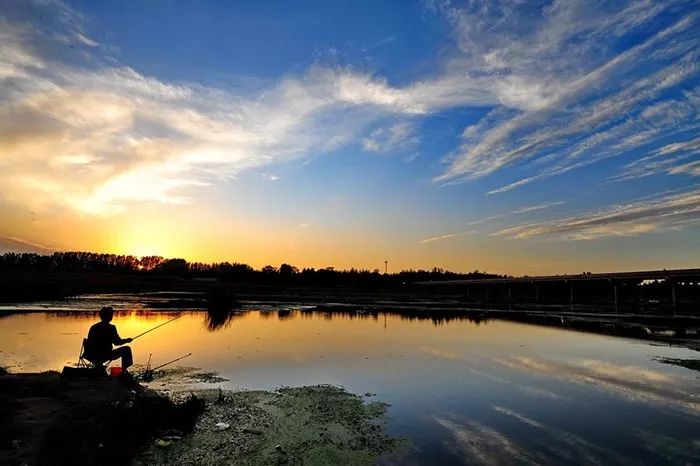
[0,252,501,287]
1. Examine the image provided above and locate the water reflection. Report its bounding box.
[44,310,184,323]
[635,430,700,464]
[494,355,699,413]
[436,404,700,465]
[492,406,543,428]
[436,416,536,465]
[1,307,699,465]
[1,307,492,334]
[204,310,245,331]
[208,308,490,332]
[299,308,489,326]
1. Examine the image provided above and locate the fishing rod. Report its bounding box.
[132,314,184,341]
[148,352,192,372]
[137,352,192,381]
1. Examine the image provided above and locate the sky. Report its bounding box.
[0,0,699,275]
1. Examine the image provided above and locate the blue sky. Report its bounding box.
[0,0,699,274]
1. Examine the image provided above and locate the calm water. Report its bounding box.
[1,295,699,465]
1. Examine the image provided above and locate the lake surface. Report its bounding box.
[1,294,699,464]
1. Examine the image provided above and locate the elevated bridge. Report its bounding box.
[414,268,700,308]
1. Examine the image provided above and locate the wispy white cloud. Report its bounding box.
[492,187,700,240]
[609,137,700,182]
[419,233,457,244]
[512,201,566,215]
[1,0,698,221]
[419,230,474,244]
[669,160,700,176]
[429,201,568,242]
[0,235,54,253]
[486,83,700,194]
[362,121,419,153]
[0,47,412,213]
[433,1,700,191]
[0,1,509,215]
[465,201,566,227]
[403,151,420,163]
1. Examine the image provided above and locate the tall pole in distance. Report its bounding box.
[384,260,388,275]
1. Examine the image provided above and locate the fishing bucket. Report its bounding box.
[109,366,123,377]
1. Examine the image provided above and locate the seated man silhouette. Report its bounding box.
[85,306,134,373]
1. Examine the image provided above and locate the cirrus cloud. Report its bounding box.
[492,187,700,240]
[1,0,698,224]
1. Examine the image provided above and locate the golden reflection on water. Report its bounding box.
[1,309,604,372]
[1,310,696,389]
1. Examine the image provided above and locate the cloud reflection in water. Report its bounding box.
[494,356,699,413]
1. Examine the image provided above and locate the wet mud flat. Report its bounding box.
[138,385,404,465]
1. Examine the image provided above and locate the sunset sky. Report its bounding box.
[1,0,699,275]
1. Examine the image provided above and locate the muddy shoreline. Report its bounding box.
[0,371,403,466]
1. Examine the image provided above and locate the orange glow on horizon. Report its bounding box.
[3,205,699,276]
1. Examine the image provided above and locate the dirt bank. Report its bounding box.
[0,371,203,466]
[138,385,404,465]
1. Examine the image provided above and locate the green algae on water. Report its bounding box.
[138,385,406,465]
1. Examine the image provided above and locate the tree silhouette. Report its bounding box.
[0,251,503,287]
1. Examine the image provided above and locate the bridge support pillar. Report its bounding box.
[569,282,574,305]
[671,281,677,310]
[534,284,539,303]
[508,286,512,303]
[613,282,618,310]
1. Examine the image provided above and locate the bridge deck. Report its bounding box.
[414,268,700,285]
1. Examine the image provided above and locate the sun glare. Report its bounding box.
[114,225,176,258]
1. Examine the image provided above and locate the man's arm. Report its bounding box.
[112,326,133,345]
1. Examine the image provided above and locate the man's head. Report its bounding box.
[99,306,114,322]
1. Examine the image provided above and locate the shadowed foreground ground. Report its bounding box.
[0,371,402,465]
[0,372,203,466]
